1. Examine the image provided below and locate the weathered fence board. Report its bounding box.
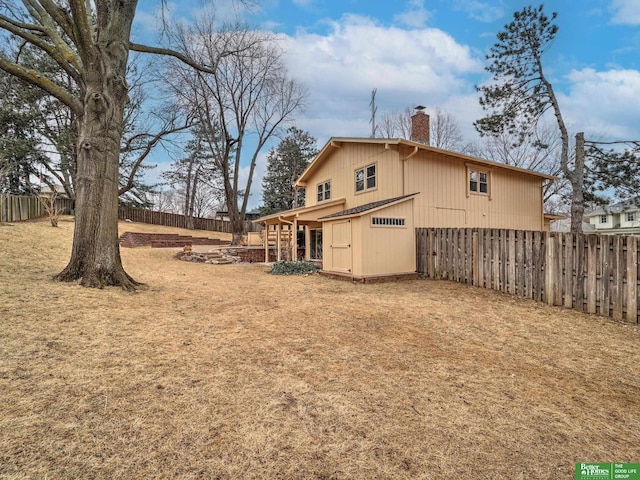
[416,228,640,324]
[118,206,261,234]
[0,194,74,223]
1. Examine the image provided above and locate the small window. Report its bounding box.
[372,217,405,227]
[627,212,635,222]
[317,180,331,202]
[600,215,608,224]
[355,164,376,192]
[469,169,489,194]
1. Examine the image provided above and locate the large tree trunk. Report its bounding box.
[570,132,586,233]
[228,202,245,245]
[55,1,140,290]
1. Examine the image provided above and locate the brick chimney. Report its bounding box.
[411,105,430,145]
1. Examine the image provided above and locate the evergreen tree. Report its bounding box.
[0,69,47,194]
[474,5,584,229]
[261,127,318,216]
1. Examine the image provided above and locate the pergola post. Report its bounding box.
[305,225,311,260]
[292,218,298,261]
[264,224,269,263]
[276,224,282,262]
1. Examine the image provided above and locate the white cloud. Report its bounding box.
[561,68,640,139]
[280,14,483,141]
[610,0,640,25]
[394,0,432,29]
[453,0,505,23]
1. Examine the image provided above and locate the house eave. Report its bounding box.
[253,198,347,224]
[295,137,557,187]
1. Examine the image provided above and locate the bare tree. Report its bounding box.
[377,107,412,139]
[162,131,222,229]
[0,1,248,289]
[430,107,464,151]
[466,123,570,209]
[168,16,307,244]
[377,106,465,151]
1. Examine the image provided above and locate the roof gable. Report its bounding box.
[296,137,556,187]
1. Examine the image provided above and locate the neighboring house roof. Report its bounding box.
[586,198,640,215]
[295,137,557,187]
[39,185,68,196]
[318,193,419,220]
[549,218,596,232]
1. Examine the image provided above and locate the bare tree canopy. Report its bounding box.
[166,14,307,244]
[376,106,465,152]
[0,0,258,288]
[467,123,569,209]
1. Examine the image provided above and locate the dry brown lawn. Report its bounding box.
[1,217,639,479]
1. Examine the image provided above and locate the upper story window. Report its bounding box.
[355,164,376,193]
[469,169,489,194]
[317,180,331,202]
[627,212,635,222]
[600,215,608,224]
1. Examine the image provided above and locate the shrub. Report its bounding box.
[268,260,319,276]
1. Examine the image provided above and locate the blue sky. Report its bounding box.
[134,0,640,209]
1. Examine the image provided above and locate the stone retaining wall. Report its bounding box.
[119,232,230,248]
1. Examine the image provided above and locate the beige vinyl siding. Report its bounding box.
[405,150,544,231]
[305,144,403,209]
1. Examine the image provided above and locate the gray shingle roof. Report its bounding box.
[586,197,640,215]
[318,193,419,220]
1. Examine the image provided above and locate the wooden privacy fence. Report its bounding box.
[1,194,74,223]
[118,206,261,234]
[416,228,639,324]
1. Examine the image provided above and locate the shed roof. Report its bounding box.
[253,198,346,224]
[318,193,419,221]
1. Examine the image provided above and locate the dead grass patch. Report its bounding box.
[1,217,639,479]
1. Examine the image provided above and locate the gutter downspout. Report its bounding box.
[401,146,419,195]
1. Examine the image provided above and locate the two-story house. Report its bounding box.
[255,110,555,281]
[587,199,640,235]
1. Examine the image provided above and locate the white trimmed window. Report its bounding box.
[469,169,489,194]
[627,212,635,222]
[372,217,405,227]
[317,180,331,202]
[600,215,608,224]
[355,164,376,192]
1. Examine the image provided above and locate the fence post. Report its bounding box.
[545,232,555,305]
[626,236,638,323]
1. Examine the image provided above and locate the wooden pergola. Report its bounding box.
[254,199,346,262]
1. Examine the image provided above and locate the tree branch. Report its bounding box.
[0,55,82,112]
[119,122,194,195]
[130,42,219,75]
[0,14,81,82]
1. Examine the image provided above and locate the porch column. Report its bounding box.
[264,224,269,263]
[305,225,311,261]
[292,218,298,261]
[276,223,282,262]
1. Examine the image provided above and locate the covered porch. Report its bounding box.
[253,199,346,263]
